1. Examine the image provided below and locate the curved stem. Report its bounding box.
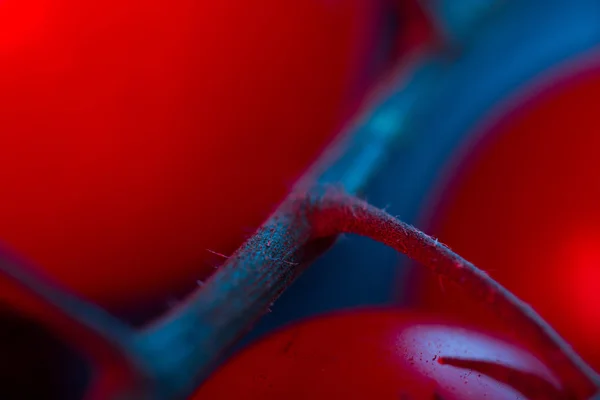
[143,187,599,399]
[312,189,600,399]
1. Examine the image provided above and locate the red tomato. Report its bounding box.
[409,65,600,371]
[0,0,379,311]
[194,309,562,399]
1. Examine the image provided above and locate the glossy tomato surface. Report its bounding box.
[195,309,562,399]
[0,0,380,311]
[409,62,600,371]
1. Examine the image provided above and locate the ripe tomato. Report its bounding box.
[0,0,380,312]
[194,309,562,399]
[409,63,600,371]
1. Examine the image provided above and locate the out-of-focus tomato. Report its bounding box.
[194,309,563,399]
[409,64,600,371]
[0,0,380,312]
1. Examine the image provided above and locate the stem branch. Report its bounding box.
[145,187,600,399]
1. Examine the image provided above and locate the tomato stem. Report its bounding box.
[145,187,600,399]
[312,189,600,398]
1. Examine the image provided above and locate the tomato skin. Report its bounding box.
[0,1,379,310]
[409,64,600,372]
[194,309,561,399]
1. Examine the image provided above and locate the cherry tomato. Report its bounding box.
[409,64,600,371]
[194,309,562,399]
[0,0,380,311]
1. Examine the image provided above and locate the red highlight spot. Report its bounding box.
[564,232,600,338]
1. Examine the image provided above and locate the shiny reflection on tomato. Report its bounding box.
[194,309,562,399]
